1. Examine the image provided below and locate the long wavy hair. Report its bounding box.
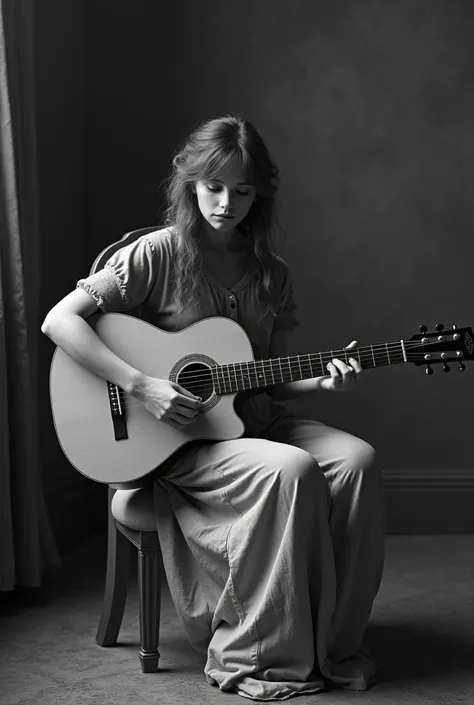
[162,114,282,315]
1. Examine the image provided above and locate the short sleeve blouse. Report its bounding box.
[76,228,299,435]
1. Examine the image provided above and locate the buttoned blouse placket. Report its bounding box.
[202,264,256,323]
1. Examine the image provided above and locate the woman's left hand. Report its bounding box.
[320,340,363,392]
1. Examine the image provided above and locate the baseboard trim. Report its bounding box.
[382,468,474,534]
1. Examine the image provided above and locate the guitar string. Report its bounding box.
[52,341,464,411]
[95,353,459,410]
[170,339,461,383]
[153,349,461,388]
[52,350,453,413]
[107,339,462,404]
[52,351,459,414]
[86,353,461,413]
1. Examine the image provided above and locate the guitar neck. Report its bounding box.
[212,340,408,394]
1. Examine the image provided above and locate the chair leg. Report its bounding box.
[96,490,131,647]
[138,546,161,673]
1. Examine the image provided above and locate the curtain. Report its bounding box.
[0,0,59,591]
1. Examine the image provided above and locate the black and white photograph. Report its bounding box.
[1,1,473,703]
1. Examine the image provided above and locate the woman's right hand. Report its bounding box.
[133,376,202,429]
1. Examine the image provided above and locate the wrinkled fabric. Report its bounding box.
[77,227,384,699]
[154,416,384,700]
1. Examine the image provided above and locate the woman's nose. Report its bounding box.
[219,190,232,208]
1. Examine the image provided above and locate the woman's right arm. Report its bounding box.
[41,289,202,427]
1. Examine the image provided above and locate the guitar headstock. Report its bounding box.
[407,324,474,374]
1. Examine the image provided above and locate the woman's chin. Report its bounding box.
[208,218,238,231]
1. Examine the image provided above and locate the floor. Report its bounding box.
[0,534,473,705]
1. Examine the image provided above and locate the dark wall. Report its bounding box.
[33,1,474,542]
[85,0,474,475]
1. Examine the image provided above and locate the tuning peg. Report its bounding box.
[443,363,450,373]
[458,362,466,372]
[452,324,458,330]
[425,366,433,375]
[419,325,428,334]
[435,323,444,332]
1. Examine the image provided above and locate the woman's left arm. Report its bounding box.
[269,329,363,402]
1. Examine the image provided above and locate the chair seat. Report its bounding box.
[111,487,156,532]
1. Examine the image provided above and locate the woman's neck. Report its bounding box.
[198,225,249,254]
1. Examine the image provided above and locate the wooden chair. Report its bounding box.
[91,227,165,673]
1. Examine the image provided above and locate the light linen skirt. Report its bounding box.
[153,415,384,701]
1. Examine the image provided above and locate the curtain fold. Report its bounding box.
[0,0,59,591]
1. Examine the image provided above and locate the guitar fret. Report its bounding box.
[211,367,220,395]
[217,365,224,393]
[371,345,376,367]
[287,357,294,381]
[225,364,232,392]
[297,354,303,380]
[385,343,391,365]
[232,363,238,391]
[278,357,283,384]
[219,365,226,393]
[269,359,275,384]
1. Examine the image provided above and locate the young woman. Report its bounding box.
[42,115,384,701]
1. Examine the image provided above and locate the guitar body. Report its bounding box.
[50,314,253,484]
[49,313,474,485]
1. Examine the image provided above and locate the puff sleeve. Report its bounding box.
[76,235,158,313]
[272,259,299,332]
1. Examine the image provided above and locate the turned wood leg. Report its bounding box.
[96,489,131,646]
[138,547,161,673]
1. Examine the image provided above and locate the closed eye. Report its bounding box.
[206,185,251,196]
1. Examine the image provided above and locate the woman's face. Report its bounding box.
[193,160,256,234]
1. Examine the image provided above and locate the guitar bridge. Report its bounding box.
[107,381,128,441]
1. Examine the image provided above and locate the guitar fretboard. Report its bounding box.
[211,342,408,394]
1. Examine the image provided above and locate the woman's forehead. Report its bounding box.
[204,158,252,185]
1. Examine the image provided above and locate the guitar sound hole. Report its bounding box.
[176,363,215,402]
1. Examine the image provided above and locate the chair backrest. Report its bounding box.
[89,226,159,276]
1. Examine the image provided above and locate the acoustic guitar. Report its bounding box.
[49,314,473,484]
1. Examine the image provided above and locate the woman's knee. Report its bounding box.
[351,438,376,472]
[346,438,380,488]
[274,445,325,489]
